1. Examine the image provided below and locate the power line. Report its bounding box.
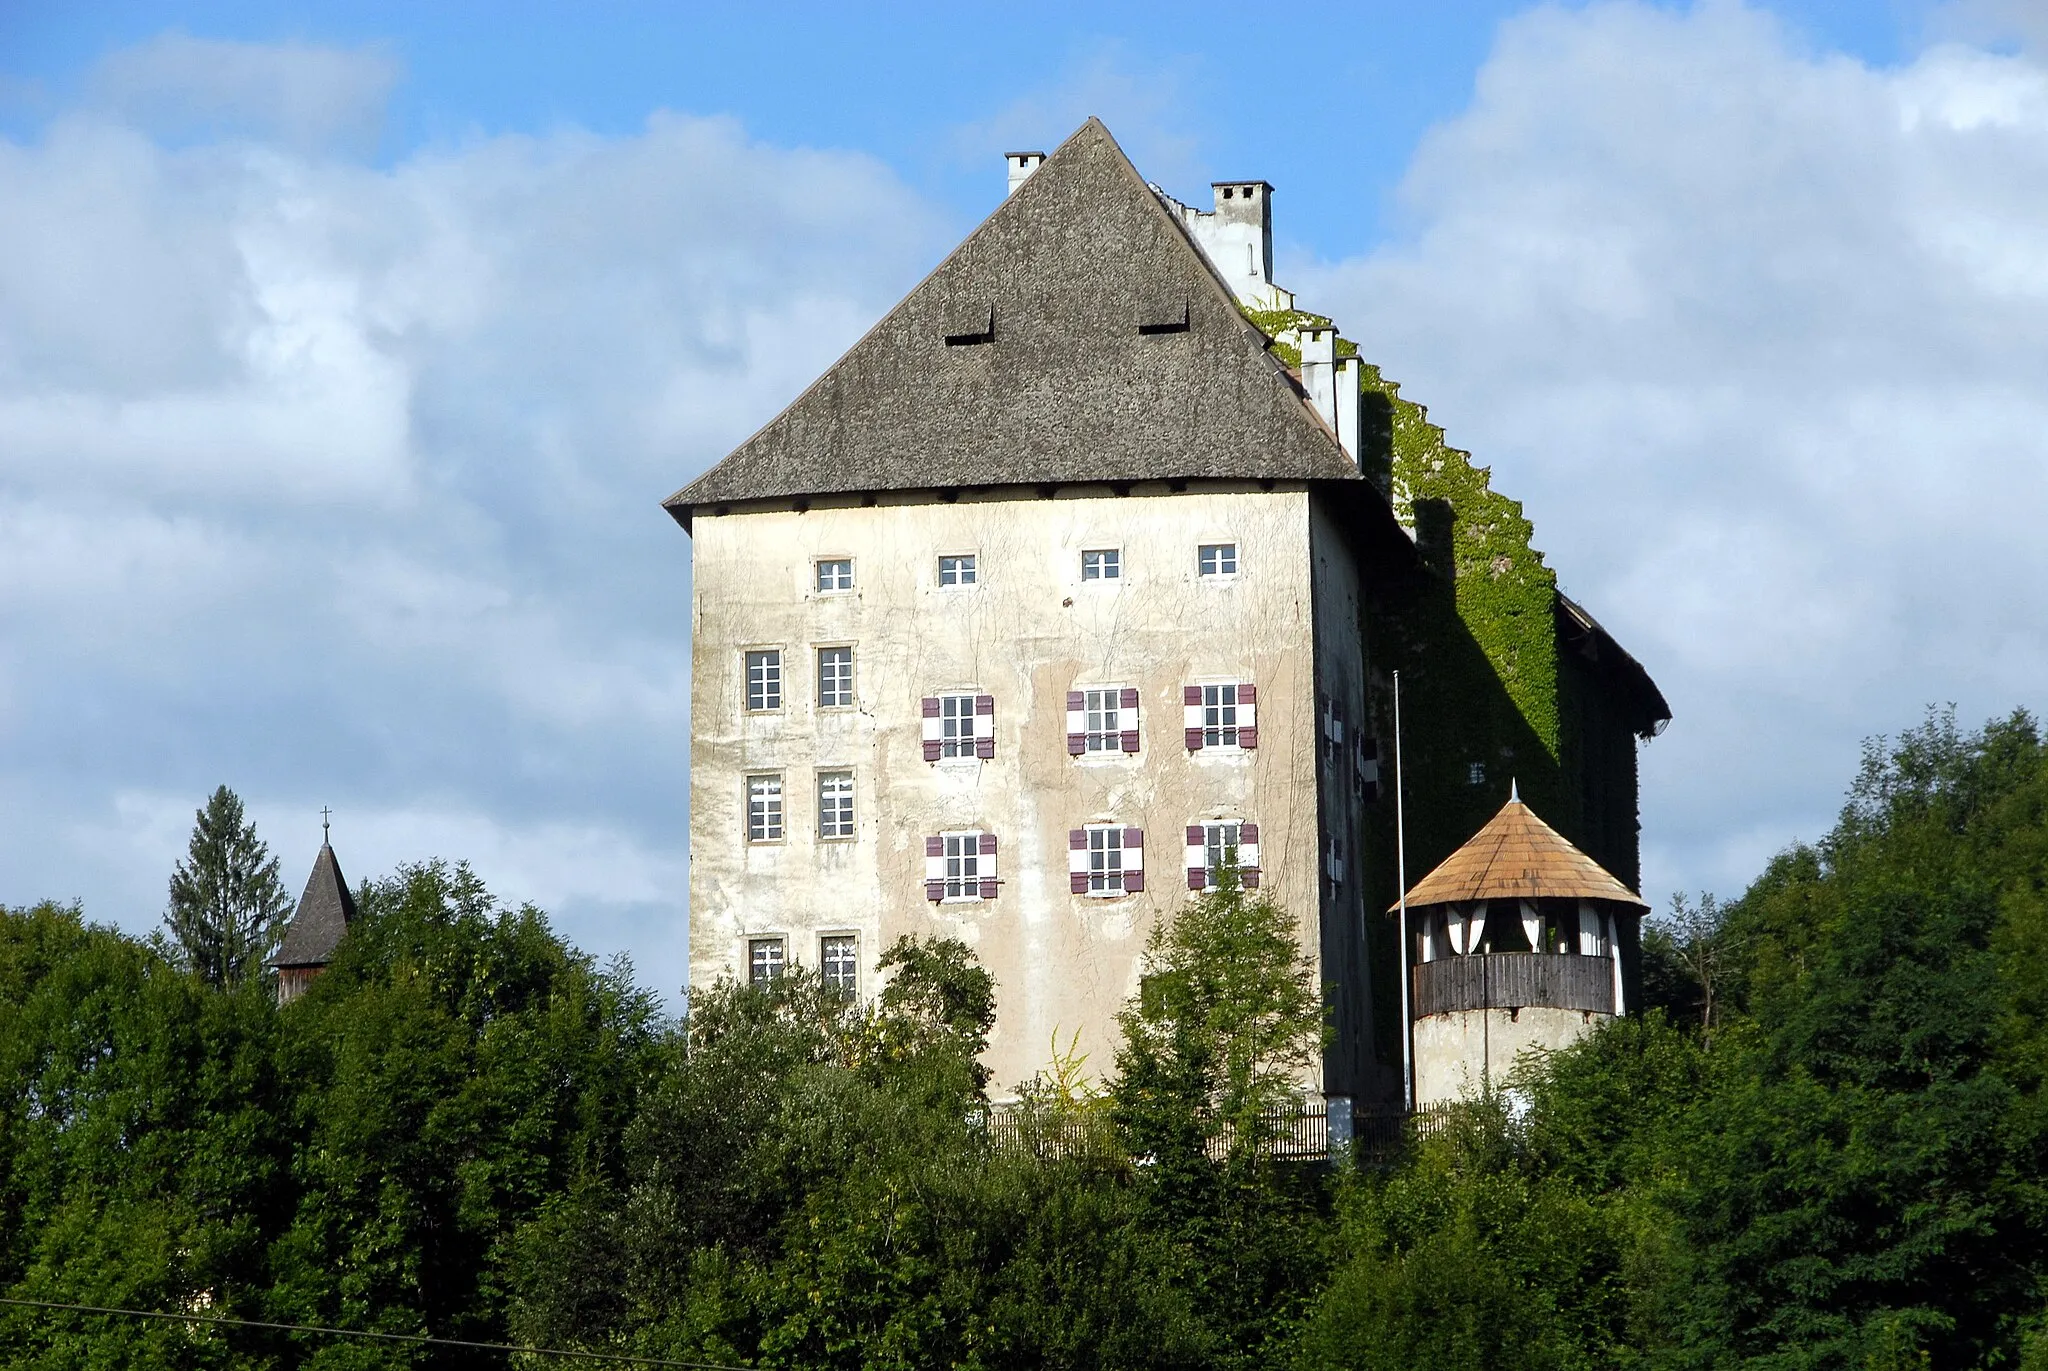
[0,1296,751,1370]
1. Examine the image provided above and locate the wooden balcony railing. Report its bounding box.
[1412,952,1614,1018]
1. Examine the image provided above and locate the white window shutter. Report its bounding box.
[1183,686,1204,750]
[979,832,999,899]
[1122,827,1144,892]
[924,835,945,901]
[1240,821,1261,876]
[1066,691,1086,754]
[1184,825,1205,889]
[1068,829,1089,894]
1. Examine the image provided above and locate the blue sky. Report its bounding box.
[4,0,2046,1010]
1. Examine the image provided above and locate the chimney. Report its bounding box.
[1300,325,1338,433]
[1335,356,1363,465]
[1210,181,1275,297]
[1006,151,1046,196]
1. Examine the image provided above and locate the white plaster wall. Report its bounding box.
[687,484,1329,1095]
[1412,1006,1610,1107]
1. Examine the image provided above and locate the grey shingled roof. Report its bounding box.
[269,843,356,970]
[664,117,1367,521]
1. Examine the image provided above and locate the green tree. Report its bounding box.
[164,785,290,988]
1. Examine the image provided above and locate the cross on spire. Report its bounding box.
[321,806,331,844]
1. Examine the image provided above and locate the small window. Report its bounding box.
[745,650,782,712]
[1081,548,1121,581]
[944,832,983,900]
[817,647,854,708]
[1202,684,1240,747]
[746,774,784,842]
[939,693,978,759]
[820,934,858,995]
[748,937,785,986]
[1199,543,1238,577]
[815,559,853,592]
[1468,762,1487,787]
[1203,822,1245,877]
[1087,826,1126,895]
[939,554,977,586]
[1083,688,1125,753]
[817,771,854,840]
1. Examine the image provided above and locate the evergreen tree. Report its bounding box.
[164,785,290,988]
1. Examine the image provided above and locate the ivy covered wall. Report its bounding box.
[1243,308,1657,1090]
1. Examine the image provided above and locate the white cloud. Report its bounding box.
[0,38,950,1006]
[1291,0,2048,901]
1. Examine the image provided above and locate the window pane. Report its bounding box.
[821,935,858,993]
[1082,548,1121,581]
[940,694,977,758]
[818,771,854,839]
[1199,543,1237,576]
[817,647,854,708]
[1087,826,1125,893]
[1202,683,1239,746]
[816,559,853,591]
[943,832,982,898]
[1204,822,1243,875]
[1083,687,1123,751]
[939,554,977,586]
[747,775,783,841]
[749,938,785,986]
[745,650,782,711]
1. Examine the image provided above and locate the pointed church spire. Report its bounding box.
[268,831,357,1004]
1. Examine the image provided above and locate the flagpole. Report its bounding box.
[1394,669,1412,1113]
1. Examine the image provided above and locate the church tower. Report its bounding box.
[268,823,357,1004]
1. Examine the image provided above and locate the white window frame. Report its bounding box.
[748,936,786,986]
[746,773,784,843]
[819,933,858,995]
[744,649,783,712]
[1081,547,1122,582]
[1082,687,1125,753]
[939,693,978,759]
[1203,822,1251,878]
[938,553,978,587]
[1198,543,1238,578]
[943,832,984,901]
[1202,684,1240,747]
[816,646,854,709]
[817,770,855,841]
[814,558,854,592]
[1087,826,1125,896]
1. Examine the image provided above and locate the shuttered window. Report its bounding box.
[1182,683,1257,749]
[1069,826,1144,895]
[1185,821,1261,889]
[923,693,995,760]
[924,832,998,900]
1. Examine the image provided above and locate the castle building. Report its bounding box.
[1396,787,1647,1106]
[664,119,1667,1103]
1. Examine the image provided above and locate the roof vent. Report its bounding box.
[943,300,995,347]
[1006,151,1046,196]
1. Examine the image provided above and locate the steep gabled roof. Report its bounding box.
[1395,793,1647,911]
[664,117,1368,523]
[269,843,357,970]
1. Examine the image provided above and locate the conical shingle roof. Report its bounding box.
[664,117,1373,520]
[269,843,357,970]
[1394,792,1646,911]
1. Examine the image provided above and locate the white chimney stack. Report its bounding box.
[1300,326,1338,434]
[1006,151,1046,196]
[1336,355,1363,465]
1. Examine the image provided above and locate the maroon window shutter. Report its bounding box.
[976,738,995,759]
[1238,683,1256,703]
[975,694,995,758]
[1186,823,1206,888]
[979,833,998,899]
[1120,687,1141,752]
[1188,869,1207,890]
[924,741,944,761]
[1067,688,1086,755]
[1239,822,1259,844]
[1123,828,1144,892]
[1239,678,1258,748]
[1183,684,1204,751]
[1239,727,1258,749]
[1186,825,1206,843]
[925,834,945,901]
[1242,871,1261,889]
[922,696,942,761]
[1069,828,1088,894]
[922,696,941,716]
[1120,688,1139,708]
